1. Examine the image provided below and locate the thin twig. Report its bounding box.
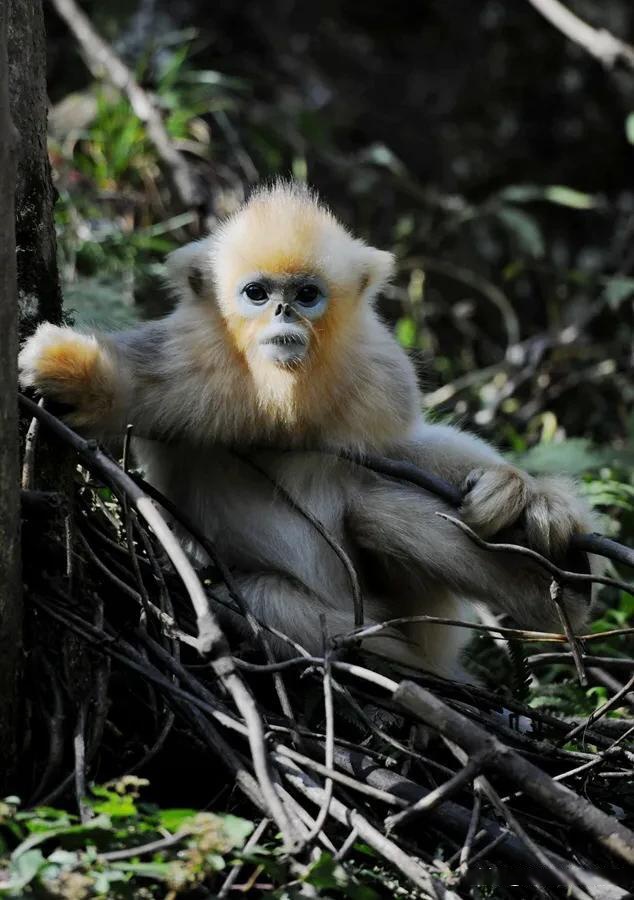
[385,755,485,832]
[217,818,270,899]
[563,674,634,744]
[100,829,189,862]
[550,579,587,686]
[437,512,634,594]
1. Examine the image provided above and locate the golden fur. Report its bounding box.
[18,181,596,677]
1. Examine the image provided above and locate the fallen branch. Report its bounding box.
[394,680,634,866]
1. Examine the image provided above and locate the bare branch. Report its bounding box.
[526,0,634,70]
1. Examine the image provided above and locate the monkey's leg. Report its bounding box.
[209,571,426,665]
[210,571,364,657]
[347,480,590,633]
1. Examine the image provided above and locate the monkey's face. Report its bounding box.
[233,272,328,367]
[168,182,396,374]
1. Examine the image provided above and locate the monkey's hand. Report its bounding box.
[19,323,122,430]
[461,465,592,560]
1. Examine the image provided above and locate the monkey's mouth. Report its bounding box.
[261,333,308,347]
[259,329,309,366]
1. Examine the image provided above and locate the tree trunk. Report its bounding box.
[0,1,21,789]
[9,0,63,335]
[1,0,64,789]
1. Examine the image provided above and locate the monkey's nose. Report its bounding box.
[275,303,294,319]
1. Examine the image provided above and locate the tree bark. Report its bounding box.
[1,0,64,788]
[0,2,21,789]
[9,0,62,335]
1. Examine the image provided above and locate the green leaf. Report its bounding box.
[91,796,137,818]
[0,849,46,893]
[11,815,113,859]
[514,438,606,475]
[156,808,197,833]
[218,814,254,849]
[497,183,597,209]
[395,317,417,348]
[495,207,544,258]
[543,185,597,209]
[602,277,634,310]
[110,861,173,878]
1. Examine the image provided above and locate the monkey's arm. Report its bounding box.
[346,475,590,631]
[18,321,173,437]
[395,419,594,560]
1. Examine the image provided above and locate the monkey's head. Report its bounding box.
[168,181,394,371]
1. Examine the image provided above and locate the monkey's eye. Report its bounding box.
[243,283,268,304]
[295,284,320,306]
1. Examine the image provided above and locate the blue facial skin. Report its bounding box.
[235,273,329,366]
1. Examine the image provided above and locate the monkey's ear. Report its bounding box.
[165,239,214,304]
[359,246,395,303]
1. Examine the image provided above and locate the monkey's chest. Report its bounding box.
[132,440,349,587]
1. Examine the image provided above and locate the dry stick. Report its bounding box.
[385,755,484,832]
[278,758,462,900]
[331,746,628,900]
[335,825,359,861]
[528,652,634,671]
[338,615,569,647]
[77,529,195,646]
[18,395,296,851]
[437,512,634,594]
[525,0,634,70]
[550,578,587,686]
[29,659,66,804]
[590,667,634,713]
[445,740,593,900]
[481,778,592,900]
[394,681,634,866]
[132,471,296,726]
[272,746,407,809]
[217,818,270,899]
[552,726,634,784]
[343,452,634,570]
[100,830,189,862]
[37,595,267,815]
[563,673,634,745]
[49,0,199,208]
[72,702,91,824]
[21,398,43,489]
[303,618,335,845]
[457,790,481,874]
